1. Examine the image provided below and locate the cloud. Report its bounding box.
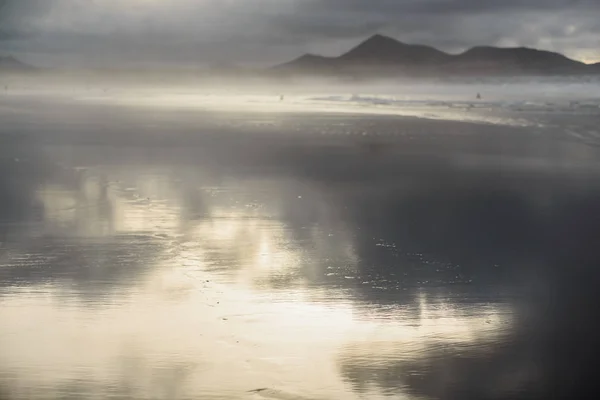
[1,0,599,66]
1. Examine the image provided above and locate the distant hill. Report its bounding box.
[271,53,338,76]
[0,55,34,72]
[447,46,585,75]
[338,34,448,66]
[273,34,593,77]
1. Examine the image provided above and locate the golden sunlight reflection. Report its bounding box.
[75,91,530,127]
[0,163,515,399]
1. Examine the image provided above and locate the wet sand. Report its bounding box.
[2,95,600,399]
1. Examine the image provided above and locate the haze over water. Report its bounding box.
[2,80,600,399]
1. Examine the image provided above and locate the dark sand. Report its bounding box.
[1,94,600,399]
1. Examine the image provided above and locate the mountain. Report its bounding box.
[338,34,449,66]
[0,55,34,72]
[273,34,593,77]
[272,53,337,75]
[273,34,449,76]
[447,46,586,75]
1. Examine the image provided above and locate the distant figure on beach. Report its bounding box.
[280,95,284,101]
[476,92,482,100]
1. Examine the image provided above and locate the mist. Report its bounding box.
[3,69,600,136]
[3,3,600,399]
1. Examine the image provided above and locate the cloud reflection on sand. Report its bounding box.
[2,95,600,398]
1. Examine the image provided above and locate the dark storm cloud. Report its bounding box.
[292,0,600,16]
[272,0,600,57]
[1,0,599,66]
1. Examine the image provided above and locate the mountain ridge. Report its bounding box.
[274,34,594,77]
[338,34,449,65]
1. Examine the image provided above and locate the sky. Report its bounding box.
[0,0,599,68]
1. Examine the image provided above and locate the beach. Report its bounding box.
[2,88,600,399]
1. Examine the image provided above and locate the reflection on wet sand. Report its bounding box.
[2,102,600,399]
